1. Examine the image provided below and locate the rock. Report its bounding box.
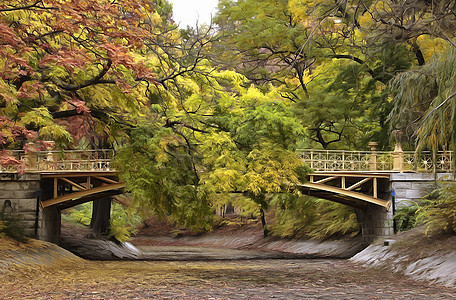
[59,236,143,260]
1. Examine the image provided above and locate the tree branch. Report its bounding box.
[416,91,456,134]
[0,1,57,12]
[52,60,112,91]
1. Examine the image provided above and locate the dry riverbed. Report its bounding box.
[2,222,456,299]
[2,258,456,299]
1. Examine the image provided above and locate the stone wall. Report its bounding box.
[0,173,41,238]
[391,173,453,208]
[361,173,453,244]
[361,172,454,244]
[362,204,394,244]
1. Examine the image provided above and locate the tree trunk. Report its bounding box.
[259,207,269,237]
[90,197,111,238]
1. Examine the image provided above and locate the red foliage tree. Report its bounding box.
[0,0,161,154]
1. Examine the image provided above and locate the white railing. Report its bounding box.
[0,150,114,172]
[297,149,454,172]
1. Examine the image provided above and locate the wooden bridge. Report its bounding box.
[0,146,453,243]
[1,147,453,210]
[0,150,123,210]
[297,147,453,211]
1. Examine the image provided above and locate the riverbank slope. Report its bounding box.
[351,226,456,287]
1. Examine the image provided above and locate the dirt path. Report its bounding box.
[1,259,456,299]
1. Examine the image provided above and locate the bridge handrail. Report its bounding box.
[297,149,454,172]
[1,148,454,173]
[0,150,114,172]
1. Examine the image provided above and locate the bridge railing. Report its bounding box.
[0,150,114,172]
[1,148,454,173]
[297,149,454,172]
[298,150,391,171]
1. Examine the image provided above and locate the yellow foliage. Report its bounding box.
[244,142,304,195]
[358,13,374,28]
[416,36,449,62]
[20,107,53,127]
[288,0,333,22]
[372,0,392,13]
[38,124,73,144]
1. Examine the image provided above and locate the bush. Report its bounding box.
[67,203,92,226]
[68,201,142,242]
[109,202,142,242]
[394,203,421,232]
[270,194,360,239]
[0,214,27,243]
[418,181,456,235]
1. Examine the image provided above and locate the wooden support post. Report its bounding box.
[310,151,314,170]
[54,177,58,199]
[373,177,377,198]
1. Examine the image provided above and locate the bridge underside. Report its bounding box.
[40,172,125,209]
[300,173,391,210]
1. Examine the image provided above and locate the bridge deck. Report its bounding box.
[39,171,124,209]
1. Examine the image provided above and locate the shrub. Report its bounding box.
[0,215,27,243]
[394,203,421,232]
[270,194,360,239]
[68,203,92,226]
[109,202,142,242]
[68,201,142,241]
[418,181,456,235]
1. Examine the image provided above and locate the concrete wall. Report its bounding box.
[0,173,41,238]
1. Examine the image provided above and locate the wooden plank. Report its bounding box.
[54,177,58,199]
[94,176,119,184]
[301,182,391,210]
[41,182,125,208]
[309,172,391,178]
[41,171,117,178]
[315,176,338,184]
[346,177,371,191]
[60,177,87,191]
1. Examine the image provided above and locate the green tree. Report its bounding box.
[214,0,419,149]
[114,73,308,232]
